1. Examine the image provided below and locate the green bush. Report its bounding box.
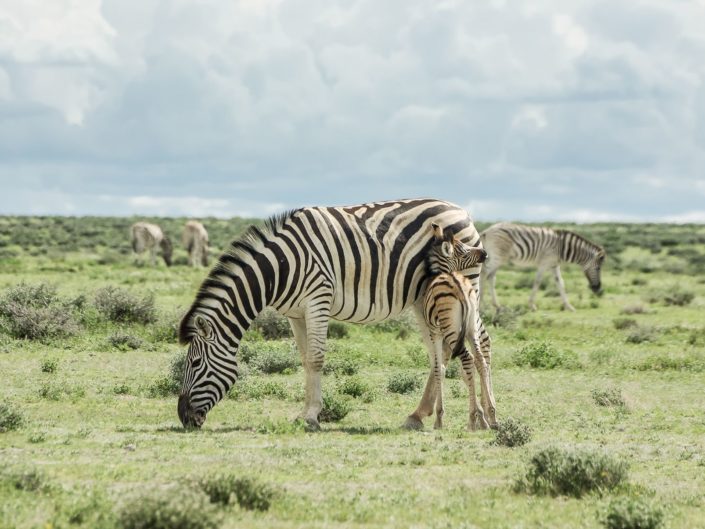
[369,311,416,339]
[198,474,277,511]
[0,465,44,491]
[626,326,658,344]
[94,286,157,324]
[387,372,421,394]
[322,357,359,376]
[337,376,370,398]
[113,384,131,395]
[445,360,460,379]
[513,342,579,369]
[620,304,647,315]
[117,488,220,529]
[0,402,24,432]
[109,331,144,351]
[327,321,350,339]
[150,309,184,343]
[494,417,532,447]
[229,378,289,400]
[319,391,353,422]
[0,282,80,340]
[515,447,628,498]
[613,318,637,330]
[646,286,695,307]
[601,496,664,529]
[252,308,291,339]
[482,306,526,329]
[147,376,179,398]
[592,388,626,407]
[250,345,299,374]
[41,357,58,373]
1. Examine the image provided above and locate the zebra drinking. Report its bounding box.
[177,198,488,431]
[481,223,606,311]
[422,223,495,430]
[130,222,173,267]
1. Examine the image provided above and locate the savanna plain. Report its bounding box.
[1,216,704,529]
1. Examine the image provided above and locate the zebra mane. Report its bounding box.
[556,229,605,261]
[178,209,299,344]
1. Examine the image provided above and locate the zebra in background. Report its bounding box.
[176,198,489,431]
[130,222,172,267]
[481,223,606,312]
[182,220,209,267]
[422,223,495,431]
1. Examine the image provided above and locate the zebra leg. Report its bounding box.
[457,348,488,431]
[528,266,546,311]
[289,315,322,430]
[302,307,332,430]
[472,318,498,429]
[553,266,575,311]
[484,268,501,310]
[404,306,438,430]
[433,339,445,430]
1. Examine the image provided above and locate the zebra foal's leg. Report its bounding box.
[432,339,445,430]
[528,266,546,311]
[457,348,489,431]
[472,319,498,429]
[553,266,575,312]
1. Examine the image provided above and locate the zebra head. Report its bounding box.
[428,223,487,274]
[160,236,173,267]
[584,249,606,295]
[178,313,239,428]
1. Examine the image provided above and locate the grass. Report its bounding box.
[1,218,705,528]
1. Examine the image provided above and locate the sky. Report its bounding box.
[1,0,704,222]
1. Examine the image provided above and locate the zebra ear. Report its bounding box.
[194,315,211,338]
[441,241,453,258]
[431,223,444,241]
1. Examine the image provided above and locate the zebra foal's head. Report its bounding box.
[584,248,606,295]
[177,312,239,428]
[427,222,487,274]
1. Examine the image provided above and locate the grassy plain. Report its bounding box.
[1,217,704,529]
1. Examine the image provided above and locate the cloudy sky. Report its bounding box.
[1,0,704,221]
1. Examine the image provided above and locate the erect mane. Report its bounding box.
[556,228,605,256]
[178,209,299,344]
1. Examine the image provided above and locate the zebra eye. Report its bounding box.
[192,357,202,368]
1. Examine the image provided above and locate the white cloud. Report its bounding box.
[552,14,588,56]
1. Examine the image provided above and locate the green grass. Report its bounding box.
[1,218,705,528]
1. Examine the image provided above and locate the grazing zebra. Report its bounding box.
[130,222,172,267]
[176,198,489,431]
[422,223,495,431]
[481,223,606,312]
[182,220,209,267]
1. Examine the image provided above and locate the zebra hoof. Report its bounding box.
[402,416,424,431]
[304,418,321,432]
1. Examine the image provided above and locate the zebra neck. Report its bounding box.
[559,232,595,266]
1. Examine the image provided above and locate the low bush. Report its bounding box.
[41,357,58,373]
[147,376,179,398]
[636,352,705,372]
[322,358,359,376]
[513,342,579,369]
[445,360,460,379]
[601,496,664,529]
[198,474,277,511]
[250,345,299,374]
[592,388,626,407]
[387,372,421,394]
[482,306,526,329]
[0,402,24,432]
[369,311,416,339]
[646,286,695,307]
[150,308,184,343]
[109,331,144,351]
[494,417,532,447]
[515,447,628,498]
[229,378,289,400]
[613,318,637,330]
[94,286,157,324]
[327,321,350,339]
[252,308,291,339]
[620,304,647,315]
[0,282,80,340]
[117,488,220,529]
[113,384,131,395]
[319,391,353,422]
[0,465,45,491]
[337,376,370,398]
[625,326,658,344]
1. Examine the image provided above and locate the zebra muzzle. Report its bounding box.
[178,394,205,429]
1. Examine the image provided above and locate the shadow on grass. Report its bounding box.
[143,423,402,435]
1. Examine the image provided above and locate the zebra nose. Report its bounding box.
[178,394,198,428]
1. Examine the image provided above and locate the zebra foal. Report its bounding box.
[176,198,490,431]
[130,222,173,267]
[481,223,605,312]
[421,223,495,431]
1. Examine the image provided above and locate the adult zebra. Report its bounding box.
[177,198,492,431]
[130,222,173,267]
[481,223,605,312]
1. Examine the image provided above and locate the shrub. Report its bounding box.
[150,309,184,343]
[482,306,526,329]
[613,318,637,330]
[626,326,658,344]
[337,376,370,398]
[147,376,179,398]
[620,304,647,315]
[513,342,579,369]
[109,331,144,351]
[592,388,626,407]
[169,351,187,387]
[0,282,79,340]
[117,488,219,529]
[646,286,695,307]
[387,372,421,394]
[327,321,350,339]
[94,286,157,324]
[515,447,628,498]
[229,378,288,400]
[252,308,291,339]
[0,465,44,491]
[250,346,299,374]
[41,357,58,373]
[319,391,353,422]
[113,384,131,395]
[369,311,416,339]
[494,417,532,447]
[198,474,277,511]
[445,360,460,379]
[602,497,664,529]
[0,402,24,432]
[322,358,358,376]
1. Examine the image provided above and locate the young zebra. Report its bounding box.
[422,223,494,431]
[182,220,209,267]
[130,222,172,267]
[481,223,606,311]
[176,198,490,431]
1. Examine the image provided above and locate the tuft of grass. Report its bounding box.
[40,357,58,373]
[613,318,637,330]
[251,308,291,339]
[620,304,647,315]
[108,331,144,351]
[94,286,157,324]
[626,326,658,344]
[117,488,220,529]
[592,387,626,408]
[0,402,24,432]
[113,384,131,395]
[494,417,532,447]
[0,282,80,340]
[513,342,579,369]
[601,496,665,529]
[0,465,45,491]
[515,447,628,498]
[387,372,421,394]
[198,474,277,511]
[319,391,353,422]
